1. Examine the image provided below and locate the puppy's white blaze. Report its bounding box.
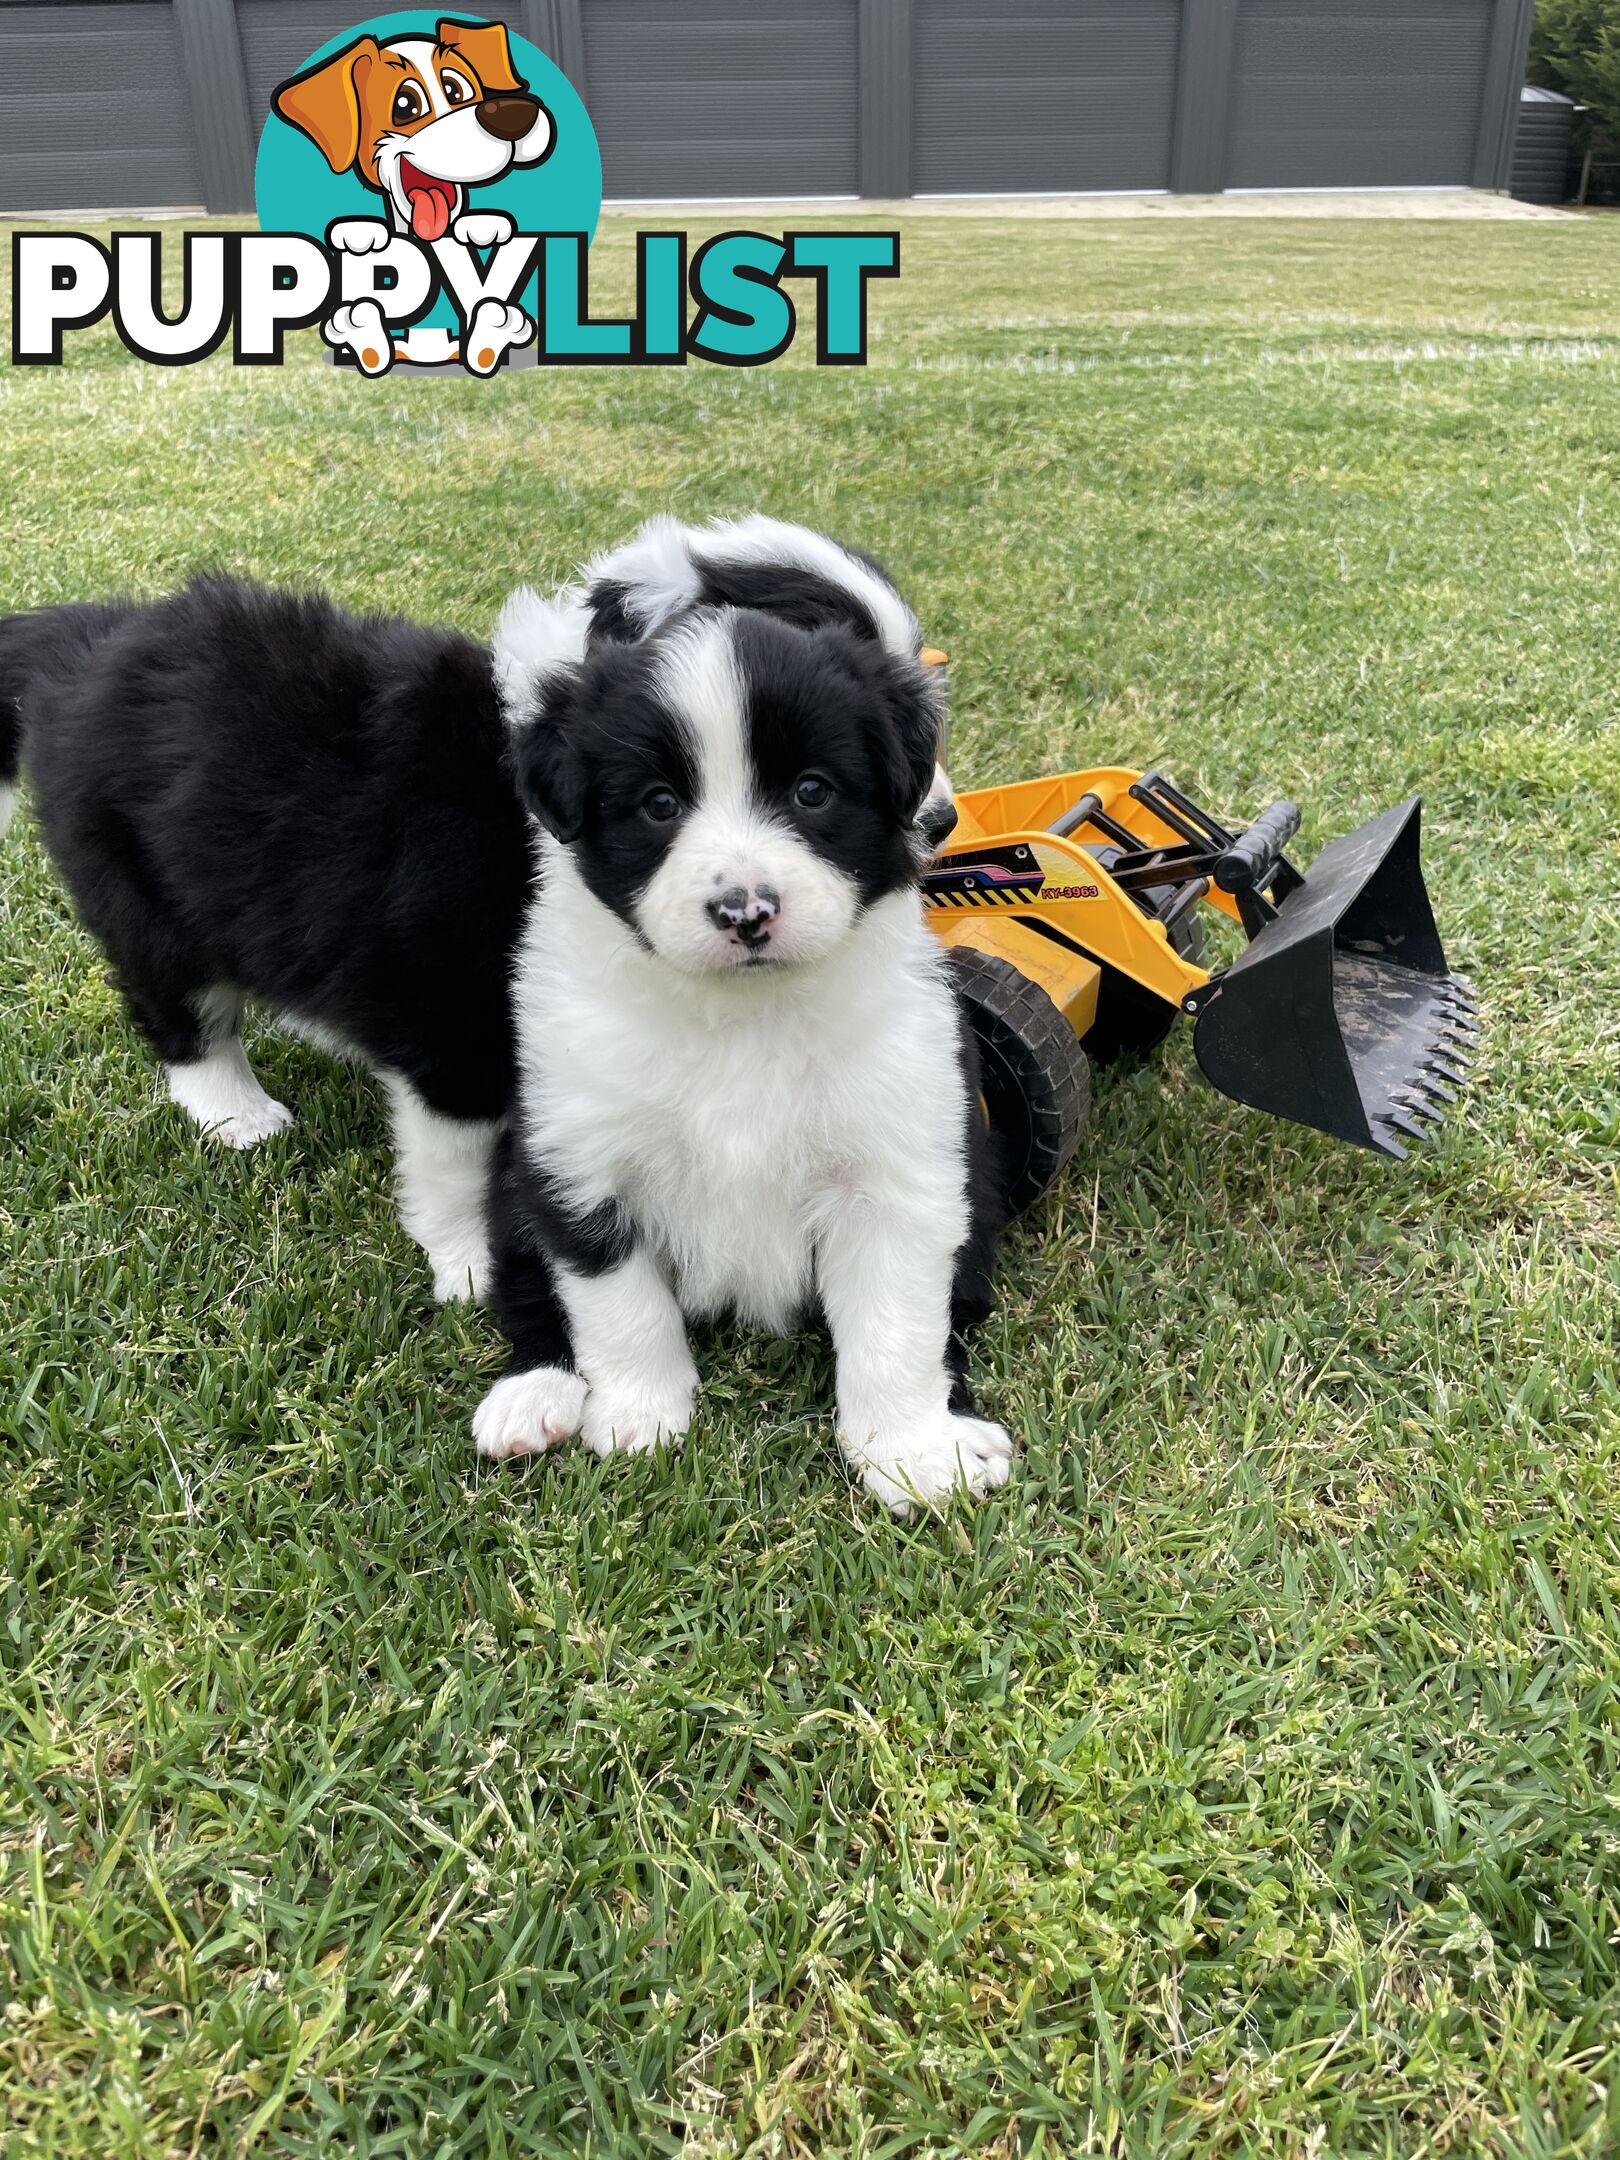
[492,583,588,723]
[636,614,857,973]
[655,611,749,804]
[583,513,926,664]
[580,514,703,635]
[693,514,923,661]
[918,759,955,837]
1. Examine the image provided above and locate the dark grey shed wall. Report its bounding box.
[0,0,1536,215]
[912,0,1182,195]
[582,0,859,198]
[1226,0,1494,188]
[1,3,205,213]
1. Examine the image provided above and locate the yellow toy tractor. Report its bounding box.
[926,766,1476,1212]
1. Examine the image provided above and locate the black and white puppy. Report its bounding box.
[476,587,1010,1513]
[0,579,524,1300]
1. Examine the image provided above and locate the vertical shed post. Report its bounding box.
[1473,0,1536,189]
[173,0,256,213]
[859,0,912,198]
[1170,0,1240,195]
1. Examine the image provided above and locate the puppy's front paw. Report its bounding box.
[474,1366,587,1459]
[847,1411,1015,1516]
[580,1380,694,1459]
[452,210,515,248]
[323,300,392,375]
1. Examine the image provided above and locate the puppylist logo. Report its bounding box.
[11,11,899,376]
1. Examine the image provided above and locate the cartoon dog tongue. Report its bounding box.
[401,164,455,242]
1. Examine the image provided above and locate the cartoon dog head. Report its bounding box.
[272,18,554,241]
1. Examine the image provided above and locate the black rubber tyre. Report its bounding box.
[949,945,1091,1217]
[1085,908,1206,1065]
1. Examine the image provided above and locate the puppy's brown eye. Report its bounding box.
[391,84,425,126]
[441,71,475,106]
[643,787,682,823]
[794,775,832,810]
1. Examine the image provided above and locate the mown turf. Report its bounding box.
[2,210,1618,2157]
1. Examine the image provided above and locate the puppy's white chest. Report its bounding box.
[592,1025,834,1325]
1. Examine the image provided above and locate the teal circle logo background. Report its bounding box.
[254,11,601,331]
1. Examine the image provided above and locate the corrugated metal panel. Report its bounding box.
[1510,90,1574,204]
[913,0,1181,195]
[0,3,204,213]
[239,0,525,132]
[1228,0,1492,188]
[584,0,859,198]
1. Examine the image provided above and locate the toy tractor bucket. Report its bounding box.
[1188,797,1476,1157]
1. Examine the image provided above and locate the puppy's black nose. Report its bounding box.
[707,885,781,946]
[917,797,958,848]
[477,93,541,141]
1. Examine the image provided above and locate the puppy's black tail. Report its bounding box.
[0,600,133,837]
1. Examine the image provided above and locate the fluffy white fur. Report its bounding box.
[382,1077,498,1302]
[491,582,590,716]
[167,1048,293,1149]
[474,1365,587,1458]
[0,781,16,840]
[164,986,292,1147]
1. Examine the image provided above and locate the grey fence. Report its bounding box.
[0,0,1535,216]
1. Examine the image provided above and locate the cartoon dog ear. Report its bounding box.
[272,38,379,173]
[436,17,527,93]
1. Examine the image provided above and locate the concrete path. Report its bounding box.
[604,188,1574,223]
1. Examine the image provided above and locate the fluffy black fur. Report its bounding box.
[586,558,889,653]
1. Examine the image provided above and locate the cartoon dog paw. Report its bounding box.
[451,210,516,249]
[462,298,533,377]
[328,217,392,255]
[323,300,393,376]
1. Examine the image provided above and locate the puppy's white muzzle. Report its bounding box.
[636,810,858,977]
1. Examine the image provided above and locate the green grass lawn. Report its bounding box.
[2,209,1619,2157]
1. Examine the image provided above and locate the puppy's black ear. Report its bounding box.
[492,586,591,841]
[872,653,945,819]
[512,675,588,843]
